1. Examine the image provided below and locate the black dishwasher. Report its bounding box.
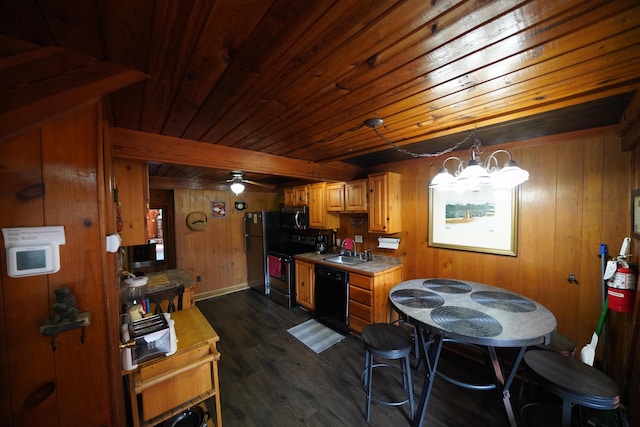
[314,264,350,335]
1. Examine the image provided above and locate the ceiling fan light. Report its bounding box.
[230,182,245,195]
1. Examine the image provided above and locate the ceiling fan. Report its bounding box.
[225,171,274,195]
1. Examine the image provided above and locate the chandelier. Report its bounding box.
[430,139,529,190]
[362,118,529,191]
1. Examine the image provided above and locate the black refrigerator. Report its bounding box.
[243,211,281,294]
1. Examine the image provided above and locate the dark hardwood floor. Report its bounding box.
[196,289,538,427]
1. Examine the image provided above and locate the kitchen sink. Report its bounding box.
[322,255,366,266]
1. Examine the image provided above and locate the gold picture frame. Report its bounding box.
[428,186,518,256]
[632,189,640,239]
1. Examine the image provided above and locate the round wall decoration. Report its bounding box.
[186,211,208,230]
[234,201,247,211]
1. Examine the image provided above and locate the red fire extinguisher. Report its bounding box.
[607,237,636,313]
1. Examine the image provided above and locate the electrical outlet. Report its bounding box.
[354,235,363,243]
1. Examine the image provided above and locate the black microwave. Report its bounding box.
[281,206,309,230]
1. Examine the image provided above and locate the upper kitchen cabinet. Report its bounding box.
[115,158,149,246]
[326,182,345,211]
[327,180,368,212]
[284,185,309,206]
[345,179,368,212]
[308,182,340,229]
[368,172,401,234]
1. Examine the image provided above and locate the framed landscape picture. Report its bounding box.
[428,186,518,256]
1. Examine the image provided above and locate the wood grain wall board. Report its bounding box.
[0,130,58,426]
[173,188,279,295]
[552,139,585,340]
[40,105,114,426]
[600,132,633,400]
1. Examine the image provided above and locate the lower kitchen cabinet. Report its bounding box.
[348,267,403,335]
[295,260,315,311]
[125,307,222,427]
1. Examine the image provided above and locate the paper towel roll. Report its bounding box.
[377,237,400,249]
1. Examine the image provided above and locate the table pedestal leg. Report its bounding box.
[487,346,526,427]
[412,330,443,427]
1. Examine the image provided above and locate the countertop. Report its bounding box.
[145,269,195,290]
[294,252,402,276]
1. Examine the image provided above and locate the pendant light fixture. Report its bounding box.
[363,118,529,190]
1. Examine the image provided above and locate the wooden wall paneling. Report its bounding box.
[396,163,418,278]
[552,138,585,341]
[577,136,607,366]
[204,190,227,294]
[0,130,57,426]
[41,105,113,426]
[516,143,558,305]
[600,133,634,394]
[174,188,280,298]
[629,142,640,427]
[173,189,193,280]
[185,189,208,292]
[492,147,525,294]
[99,117,127,426]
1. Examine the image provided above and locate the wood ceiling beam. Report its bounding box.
[109,127,364,182]
[0,39,147,144]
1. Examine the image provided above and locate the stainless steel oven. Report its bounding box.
[266,252,295,309]
[266,233,316,309]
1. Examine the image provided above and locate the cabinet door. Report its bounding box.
[326,182,345,211]
[368,172,401,233]
[295,260,315,310]
[295,185,309,205]
[345,179,368,212]
[308,182,339,229]
[284,188,296,206]
[115,159,149,246]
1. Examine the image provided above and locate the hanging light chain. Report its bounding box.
[372,125,475,158]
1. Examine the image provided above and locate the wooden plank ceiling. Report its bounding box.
[1,0,639,188]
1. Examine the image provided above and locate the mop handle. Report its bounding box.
[595,303,608,336]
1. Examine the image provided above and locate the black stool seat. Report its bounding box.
[524,350,620,426]
[362,322,413,356]
[361,323,415,422]
[533,331,576,357]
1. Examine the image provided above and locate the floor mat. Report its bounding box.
[287,319,346,353]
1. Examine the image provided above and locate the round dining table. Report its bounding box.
[389,278,557,427]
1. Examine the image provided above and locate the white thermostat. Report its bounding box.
[7,244,59,277]
[2,226,65,278]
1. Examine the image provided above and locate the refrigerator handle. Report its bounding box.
[243,216,249,252]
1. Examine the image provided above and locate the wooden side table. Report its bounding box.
[124,307,222,427]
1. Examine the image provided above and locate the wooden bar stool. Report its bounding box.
[522,350,620,427]
[360,323,415,422]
